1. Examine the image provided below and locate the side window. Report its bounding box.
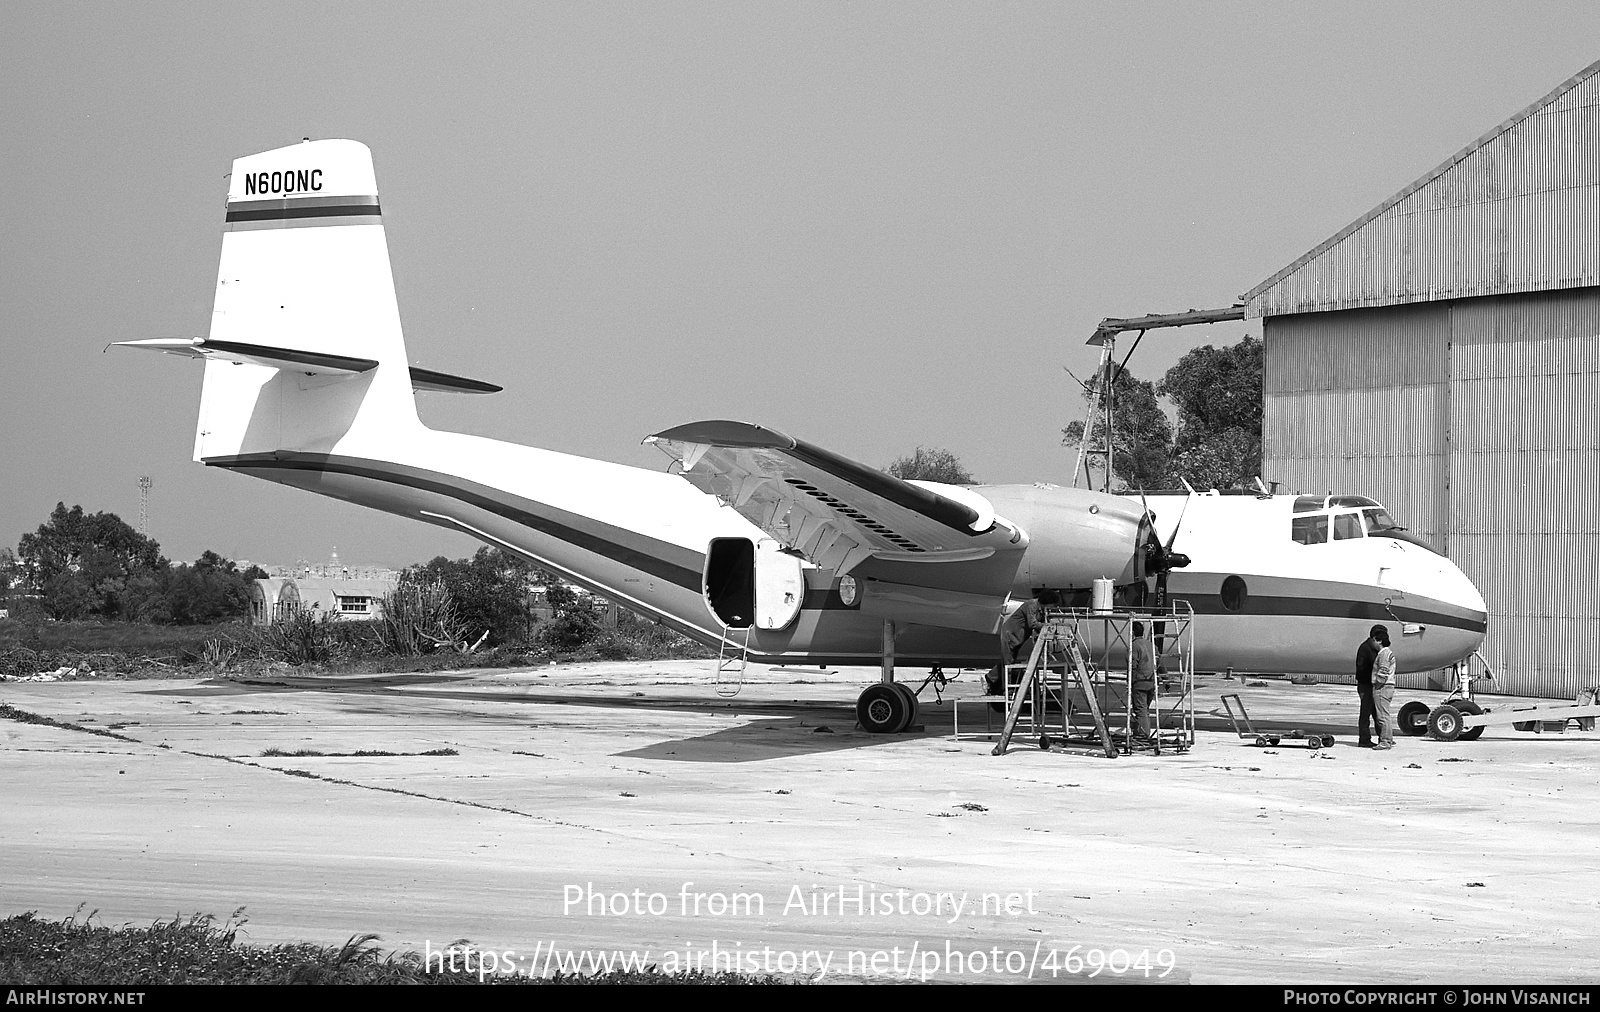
[1291,515,1329,545]
[1333,512,1364,540]
[1221,575,1248,612]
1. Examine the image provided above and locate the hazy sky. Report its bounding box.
[4,2,1598,567]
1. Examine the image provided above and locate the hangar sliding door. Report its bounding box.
[1263,303,1450,548]
[1447,290,1600,698]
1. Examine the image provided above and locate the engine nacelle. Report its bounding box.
[979,484,1149,595]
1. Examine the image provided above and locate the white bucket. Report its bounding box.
[1091,578,1114,613]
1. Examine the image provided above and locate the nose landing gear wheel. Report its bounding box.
[857,683,911,734]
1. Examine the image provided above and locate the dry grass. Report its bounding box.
[0,910,786,984]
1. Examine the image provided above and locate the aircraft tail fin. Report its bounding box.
[186,139,420,462]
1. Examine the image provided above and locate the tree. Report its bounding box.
[1158,336,1263,489]
[17,504,168,620]
[1062,365,1176,490]
[406,547,540,646]
[885,447,976,484]
[0,549,14,608]
[18,504,164,589]
[163,551,255,624]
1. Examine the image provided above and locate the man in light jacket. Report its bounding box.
[1372,626,1397,750]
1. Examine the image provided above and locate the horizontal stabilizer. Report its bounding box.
[113,338,500,393]
[112,337,376,376]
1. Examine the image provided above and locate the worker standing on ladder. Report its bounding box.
[1131,621,1156,742]
[989,598,1046,695]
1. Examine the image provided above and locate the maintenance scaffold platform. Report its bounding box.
[977,605,1196,757]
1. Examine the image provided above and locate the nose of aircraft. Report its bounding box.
[1400,545,1488,664]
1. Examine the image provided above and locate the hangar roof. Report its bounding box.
[1244,59,1600,318]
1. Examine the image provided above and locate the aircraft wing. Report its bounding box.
[646,421,1028,632]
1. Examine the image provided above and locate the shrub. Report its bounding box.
[537,605,600,653]
[261,609,345,665]
[376,572,467,656]
[405,548,538,647]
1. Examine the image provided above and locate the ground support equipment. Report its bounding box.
[984,605,1195,757]
[1421,687,1600,741]
[1219,693,1335,749]
[1395,651,1600,741]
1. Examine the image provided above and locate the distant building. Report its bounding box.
[294,576,397,620]
[248,575,397,625]
[247,578,301,626]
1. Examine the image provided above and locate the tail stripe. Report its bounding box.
[225,194,381,230]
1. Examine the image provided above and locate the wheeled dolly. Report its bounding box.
[1220,694,1336,749]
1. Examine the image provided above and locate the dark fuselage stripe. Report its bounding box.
[1171,593,1486,634]
[206,454,703,592]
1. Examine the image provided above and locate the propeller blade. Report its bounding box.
[1136,487,1154,585]
[1164,487,1195,554]
[1153,485,1195,659]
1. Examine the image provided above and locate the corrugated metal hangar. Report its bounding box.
[1244,59,1600,698]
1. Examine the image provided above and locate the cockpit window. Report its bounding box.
[1362,508,1399,532]
[1293,495,1325,514]
[1333,512,1364,540]
[1291,515,1329,545]
[1331,495,1379,508]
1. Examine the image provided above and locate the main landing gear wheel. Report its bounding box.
[1320,735,1336,748]
[1397,700,1431,736]
[890,682,920,729]
[1427,704,1463,742]
[1453,699,1486,741]
[857,684,910,734]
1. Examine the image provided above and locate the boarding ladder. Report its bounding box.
[715,626,751,698]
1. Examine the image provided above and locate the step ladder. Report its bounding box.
[992,624,1117,758]
[715,626,751,698]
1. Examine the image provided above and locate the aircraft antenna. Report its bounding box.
[137,476,153,536]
